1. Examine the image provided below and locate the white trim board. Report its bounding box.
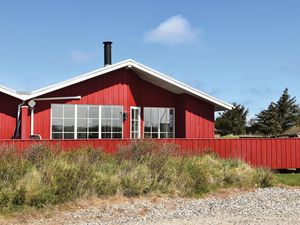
[0,59,232,111]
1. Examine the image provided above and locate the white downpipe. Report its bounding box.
[30,108,34,136]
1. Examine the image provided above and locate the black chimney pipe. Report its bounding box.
[103,41,112,66]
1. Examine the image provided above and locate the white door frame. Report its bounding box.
[130,106,141,139]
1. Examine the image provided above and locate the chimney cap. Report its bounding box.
[103,41,112,45]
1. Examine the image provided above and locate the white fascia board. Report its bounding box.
[0,85,25,100]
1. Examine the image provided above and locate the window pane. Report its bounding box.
[102,133,111,139]
[77,119,87,132]
[168,133,174,138]
[159,108,167,122]
[152,133,158,138]
[112,120,122,132]
[77,133,87,139]
[112,133,122,139]
[64,133,74,139]
[102,107,111,118]
[64,119,75,132]
[52,133,62,139]
[168,123,174,132]
[144,133,151,138]
[89,133,99,139]
[151,108,159,124]
[160,133,166,138]
[89,119,99,132]
[134,121,139,132]
[134,109,139,120]
[152,121,158,132]
[112,107,121,119]
[134,133,139,139]
[52,105,63,118]
[160,123,167,132]
[89,106,99,118]
[101,119,111,132]
[144,121,151,133]
[77,106,88,118]
[144,108,150,122]
[64,105,75,118]
[52,119,63,132]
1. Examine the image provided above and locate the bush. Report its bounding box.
[0,141,275,213]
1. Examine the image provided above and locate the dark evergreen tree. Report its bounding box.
[246,118,259,135]
[254,103,281,136]
[250,88,299,135]
[276,88,299,132]
[215,103,248,136]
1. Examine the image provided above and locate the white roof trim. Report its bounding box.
[0,59,232,110]
[0,85,26,100]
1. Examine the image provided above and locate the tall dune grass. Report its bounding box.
[0,141,274,212]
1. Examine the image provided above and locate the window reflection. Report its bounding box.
[144,107,175,139]
[52,104,122,139]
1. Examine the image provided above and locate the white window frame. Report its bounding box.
[143,107,175,139]
[50,104,123,140]
[130,106,141,139]
[51,104,76,140]
[100,105,123,139]
[76,105,101,139]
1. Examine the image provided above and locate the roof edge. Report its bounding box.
[1,59,233,110]
[0,85,25,100]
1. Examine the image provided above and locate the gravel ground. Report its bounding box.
[6,187,300,225]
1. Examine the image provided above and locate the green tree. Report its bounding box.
[250,88,299,136]
[276,88,299,132]
[215,103,248,136]
[254,103,281,136]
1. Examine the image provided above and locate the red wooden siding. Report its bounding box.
[0,92,20,139]
[1,138,300,169]
[30,68,214,139]
[184,94,215,138]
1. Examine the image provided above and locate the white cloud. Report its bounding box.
[144,15,201,45]
[70,50,92,63]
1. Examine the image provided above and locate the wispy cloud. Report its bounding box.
[144,15,202,45]
[70,50,93,63]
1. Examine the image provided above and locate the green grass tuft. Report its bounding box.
[275,172,300,186]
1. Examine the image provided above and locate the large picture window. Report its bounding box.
[144,107,175,138]
[51,104,123,139]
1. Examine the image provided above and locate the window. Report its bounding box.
[77,105,99,139]
[52,105,75,139]
[101,106,123,139]
[144,107,175,138]
[51,104,123,139]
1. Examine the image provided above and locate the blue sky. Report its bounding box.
[0,1,299,118]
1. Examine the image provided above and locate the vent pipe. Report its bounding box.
[103,41,112,66]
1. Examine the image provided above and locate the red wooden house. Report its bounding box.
[0,42,232,140]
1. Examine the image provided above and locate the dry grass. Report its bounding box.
[0,141,275,215]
